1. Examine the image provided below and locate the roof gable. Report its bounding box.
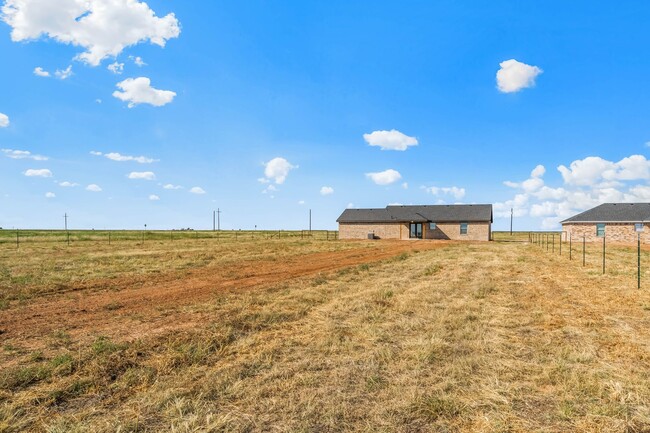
[561,203,650,223]
[337,204,493,223]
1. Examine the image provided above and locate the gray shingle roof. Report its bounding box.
[561,203,650,223]
[337,204,493,223]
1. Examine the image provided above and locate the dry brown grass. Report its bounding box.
[2,237,650,432]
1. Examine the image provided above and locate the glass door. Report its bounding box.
[409,223,423,239]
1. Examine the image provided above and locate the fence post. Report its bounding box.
[638,233,641,289]
[16,229,19,248]
[559,233,562,255]
[602,234,606,275]
[552,234,555,253]
[583,235,586,267]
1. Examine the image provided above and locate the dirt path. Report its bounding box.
[0,240,451,354]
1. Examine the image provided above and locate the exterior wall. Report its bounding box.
[339,221,491,241]
[338,222,409,240]
[423,221,491,241]
[563,222,650,244]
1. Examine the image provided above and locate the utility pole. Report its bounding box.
[217,208,221,231]
[213,210,216,231]
[64,213,68,231]
[510,208,513,236]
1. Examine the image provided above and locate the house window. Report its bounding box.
[429,222,436,230]
[596,223,605,237]
[636,223,644,232]
[460,222,468,235]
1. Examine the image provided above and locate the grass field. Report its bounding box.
[2,232,650,432]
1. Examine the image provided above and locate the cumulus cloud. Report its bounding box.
[363,129,418,151]
[2,148,48,160]
[189,186,205,194]
[55,65,72,80]
[298,200,305,205]
[148,194,159,201]
[320,186,334,196]
[107,61,124,74]
[86,183,102,192]
[131,56,146,66]
[113,77,176,107]
[128,171,155,180]
[91,151,157,163]
[24,168,52,177]
[162,183,182,190]
[496,59,543,93]
[45,191,55,198]
[0,113,9,128]
[33,66,49,77]
[496,154,650,228]
[262,157,297,184]
[365,169,402,185]
[423,186,466,200]
[58,181,78,187]
[1,0,180,66]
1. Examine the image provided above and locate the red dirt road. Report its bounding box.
[0,241,451,355]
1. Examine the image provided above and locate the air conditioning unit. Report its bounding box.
[368,233,375,240]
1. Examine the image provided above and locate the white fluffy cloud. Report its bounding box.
[320,186,334,196]
[131,56,146,66]
[45,191,55,198]
[365,169,402,185]
[496,59,543,93]
[363,129,418,151]
[189,186,205,194]
[86,183,102,192]
[423,185,466,200]
[91,151,157,163]
[128,171,155,180]
[163,183,182,190]
[1,0,180,66]
[496,154,650,228]
[107,61,124,74]
[59,181,78,187]
[263,157,297,184]
[0,113,9,128]
[55,65,72,80]
[148,194,159,201]
[2,148,47,160]
[33,66,49,77]
[24,168,52,177]
[113,77,176,107]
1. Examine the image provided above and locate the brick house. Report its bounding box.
[336,204,493,241]
[561,203,650,243]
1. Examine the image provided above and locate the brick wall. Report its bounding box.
[339,221,491,241]
[423,222,490,241]
[338,222,409,240]
[563,223,649,244]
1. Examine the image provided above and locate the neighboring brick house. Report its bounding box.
[336,204,493,241]
[561,203,650,243]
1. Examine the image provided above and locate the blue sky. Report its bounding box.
[1,1,650,230]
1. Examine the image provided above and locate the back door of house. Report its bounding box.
[409,223,423,239]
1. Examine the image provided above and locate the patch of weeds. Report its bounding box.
[312,275,328,286]
[396,252,409,261]
[412,394,463,421]
[29,351,44,362]
[0,363,51,390]
[47,379,92,406]
[365,374,387,391]
[91,336,124,355]
[374,289,394,307]
[474,284,497,299]
[103,302,124,311]
[50,353,75,376]
[423,264,442,276]
[358,263,370,272]
[51,330,72,344]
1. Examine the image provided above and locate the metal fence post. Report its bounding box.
[602,234,606,275]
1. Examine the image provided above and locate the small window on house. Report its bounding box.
[429,222,436,230]
[596,223,605,237]
[636,223,644,232]
[460,222,468,235]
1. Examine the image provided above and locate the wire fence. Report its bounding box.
[0,229,339,247]
[527,231,645,289]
